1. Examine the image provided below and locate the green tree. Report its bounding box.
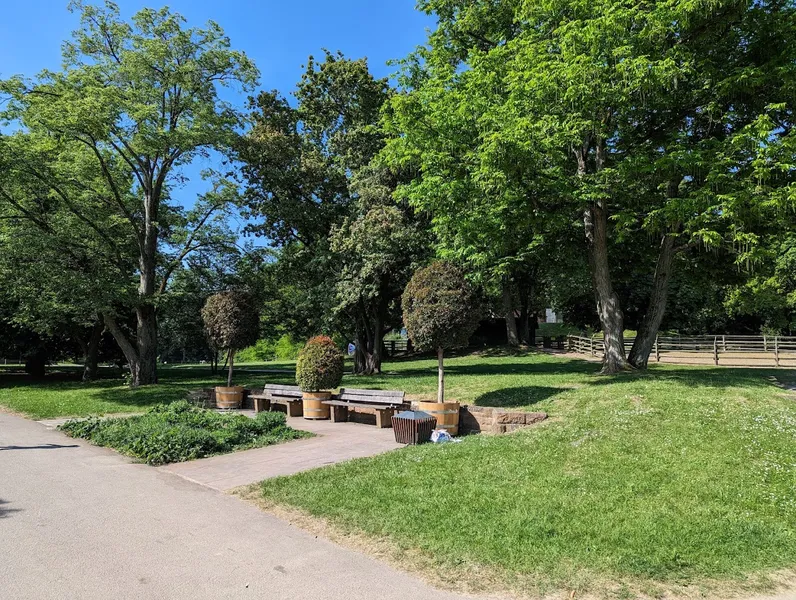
[202,290,260,387]
[240,52,429,373]
[0,1,257,385]
[390,0,796,372]
[402,261,481,403]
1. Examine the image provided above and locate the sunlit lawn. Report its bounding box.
[250,352,796,598]
[4,351,796,597]
[0,362,296,419]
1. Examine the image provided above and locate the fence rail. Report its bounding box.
[566,334,796,368]
[385,339,410,356]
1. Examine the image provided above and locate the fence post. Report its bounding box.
[713,336,719,366]
[775,336,780,368]
[591,335,596,357]
[764,335,768,352]
[655,335,660,362]
[722,335,726,352]
[390,340,396,356]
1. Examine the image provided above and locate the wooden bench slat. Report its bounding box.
[339,388,405,398]
[324,400,403,409]
[337,394,405,405]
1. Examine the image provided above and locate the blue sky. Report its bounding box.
[0,1,433,235]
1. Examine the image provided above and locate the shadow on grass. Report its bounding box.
[586,365,790,391]
[380,358,598,379]
[474,386,566,408]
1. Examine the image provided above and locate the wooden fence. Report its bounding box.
[566,334,796,368]
[385,339,410,356]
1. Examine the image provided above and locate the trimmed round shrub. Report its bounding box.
[402,261,482,352]
[295,336,344,392]
[201,291,260,352]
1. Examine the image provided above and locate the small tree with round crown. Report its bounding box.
[202,291,260,388]
[402,261,481,403]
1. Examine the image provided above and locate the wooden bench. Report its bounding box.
[323,388,408,428]
[249,384,303,417]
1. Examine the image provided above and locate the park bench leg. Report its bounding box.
[252,398,270,413]
[330,405,348,423]
[286,401,303,418]
[375,409,395,429]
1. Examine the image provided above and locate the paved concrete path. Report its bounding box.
[0,411,474,600]
[157,415,403,490]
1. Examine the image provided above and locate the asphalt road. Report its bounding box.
[0,411,472,600]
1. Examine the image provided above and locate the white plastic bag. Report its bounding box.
[430,429,454,443]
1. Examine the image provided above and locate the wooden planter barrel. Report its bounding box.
[215,386,244,409]
[302,391,331,420]
[417,401,460,436]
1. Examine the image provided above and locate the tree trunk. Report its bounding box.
[518,278,536,346]
[352,307,383,376]
[102,313,141,385]
[135,304,158,385]
[577,138,629,374]
[133,191,160,386]
[629,232,678,369]
[437,347,445,403]
[503,281,520,347]
[227,349,235,387]
[584,204,629,374]
[82,318,104,382]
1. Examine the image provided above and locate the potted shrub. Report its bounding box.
[402,261,481,435]
[201,291,260,409]
[295,336,344,420]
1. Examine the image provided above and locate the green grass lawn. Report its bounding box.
[0,362,297,419]
[250,352,796,598]
[5,351,796,597]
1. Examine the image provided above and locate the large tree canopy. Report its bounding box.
[388,0,796,372]
[0,1,258,385]
[239,51,429,374]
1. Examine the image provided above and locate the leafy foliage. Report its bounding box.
[0,1,257,385]
[402,261,482,352]
[60,401,307,465]
[237,335,304,362]
[201,291,260,352]
[295,336,344,392]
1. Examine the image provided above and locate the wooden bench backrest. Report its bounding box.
[263,384,303,399]
[336,388,406,407]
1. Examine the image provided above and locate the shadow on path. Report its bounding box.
[0,499,21,518]
[0,443,79,451]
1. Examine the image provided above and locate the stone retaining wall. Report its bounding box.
[187,388,547,436]
[459,405,547,435]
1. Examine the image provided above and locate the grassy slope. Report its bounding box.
[256,353,796,596]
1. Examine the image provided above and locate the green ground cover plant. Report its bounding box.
[60,401,310,465]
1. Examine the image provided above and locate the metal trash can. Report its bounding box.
[391,410,437,445]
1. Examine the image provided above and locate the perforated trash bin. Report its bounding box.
[391,410,437,445]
